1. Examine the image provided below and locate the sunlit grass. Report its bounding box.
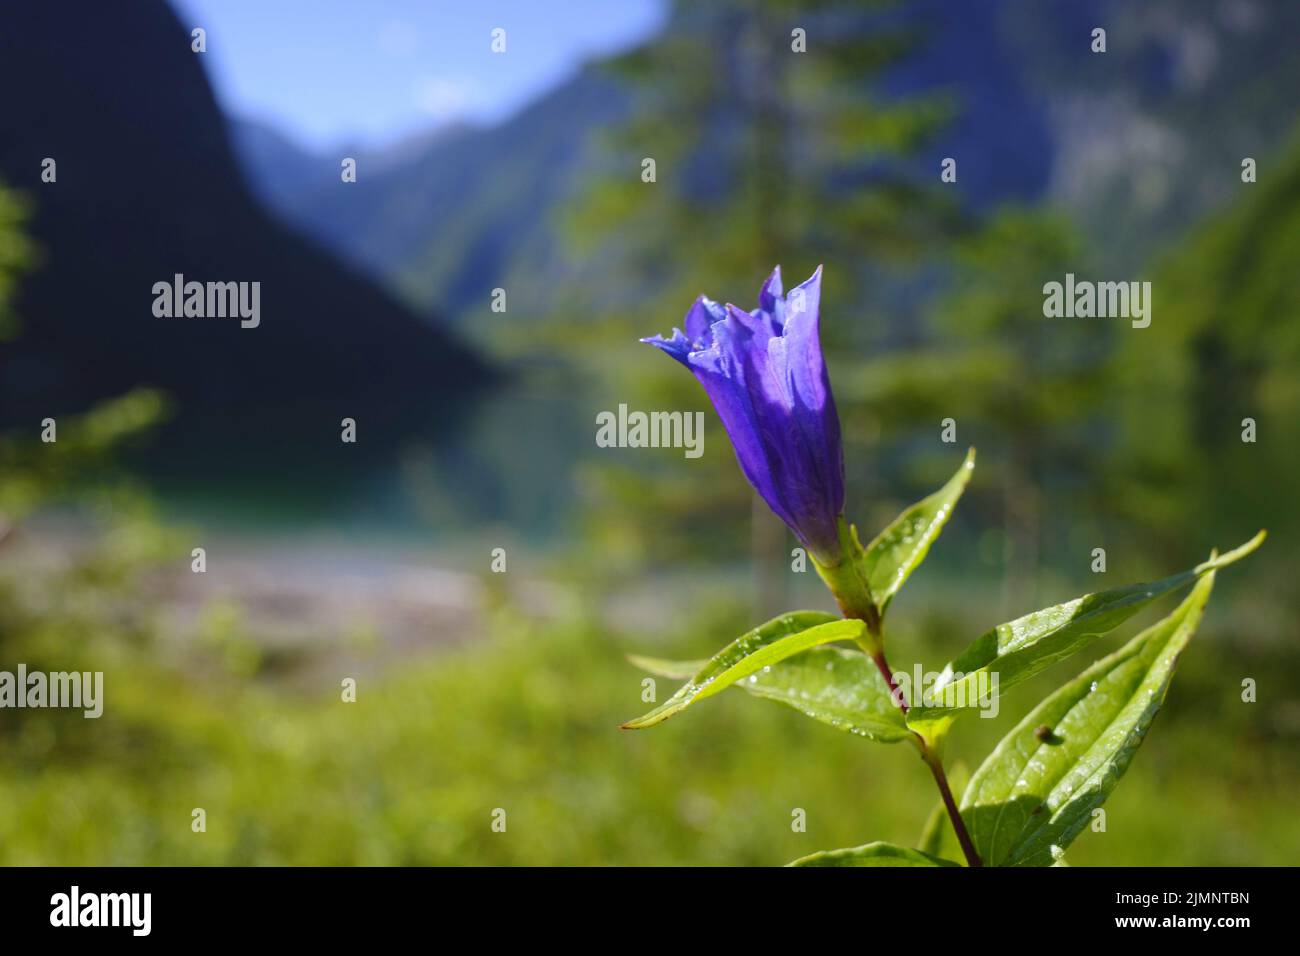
[1,591,1295,866]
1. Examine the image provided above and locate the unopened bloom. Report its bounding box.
[642,265,846,565]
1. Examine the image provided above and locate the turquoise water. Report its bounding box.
[140,375,595,549]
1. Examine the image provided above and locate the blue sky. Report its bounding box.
[169,0,666,150]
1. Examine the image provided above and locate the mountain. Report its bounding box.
[227,118,331,215]
[0,3,491,471]
[238,68,631,331]
[227,0,1061,330]
[1003,0,1300,270]
[229,0,1300,333]
[230,118,479,227]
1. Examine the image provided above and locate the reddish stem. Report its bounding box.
[921,745,983,867]
[872,644,982,868]
[870,651,908,714]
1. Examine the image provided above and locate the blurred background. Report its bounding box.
[0,0,1297,865]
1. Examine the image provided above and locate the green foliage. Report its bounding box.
[861,447,974,617]
[0,390,169,520]
[622,613,872,730]
[0,528,1291,866]
[0,182,32,342]
[633,643,908,742]
[904,532,1265,739]
[961,573,1218,866]
[843,207,1095,611]
[1106,130,1300,591]
[789,841,957,867]
[0,179,169,528]
[627,453,1265,865]
[626,451,979,743]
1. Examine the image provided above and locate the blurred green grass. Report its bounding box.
[2,582,1295,866]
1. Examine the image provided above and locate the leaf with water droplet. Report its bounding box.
[860,447,975,617]
[621,612,868,730]
[906,531,1265,739]
[632,645,910,742]
[959,571,1219,866]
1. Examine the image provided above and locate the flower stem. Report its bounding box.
[919,742,982,867]
[872,641,982,868]
[813,520,882,651]
[814,520,982,867]
[869,651,907,713]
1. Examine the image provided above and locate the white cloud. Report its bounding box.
[415,77,471,120]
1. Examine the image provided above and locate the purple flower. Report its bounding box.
[642,265,846,565]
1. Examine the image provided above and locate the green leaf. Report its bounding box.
[861,447,974,616]
[917,759,971,862]
[959,571,1218,867]
[621,612,866,730]
[626,655,705,680]
[631,647,911,742]
[789,841,960,867]
[906,531,1264,735]
[737,647,911,742]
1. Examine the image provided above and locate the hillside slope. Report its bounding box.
[0,3,491,459]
